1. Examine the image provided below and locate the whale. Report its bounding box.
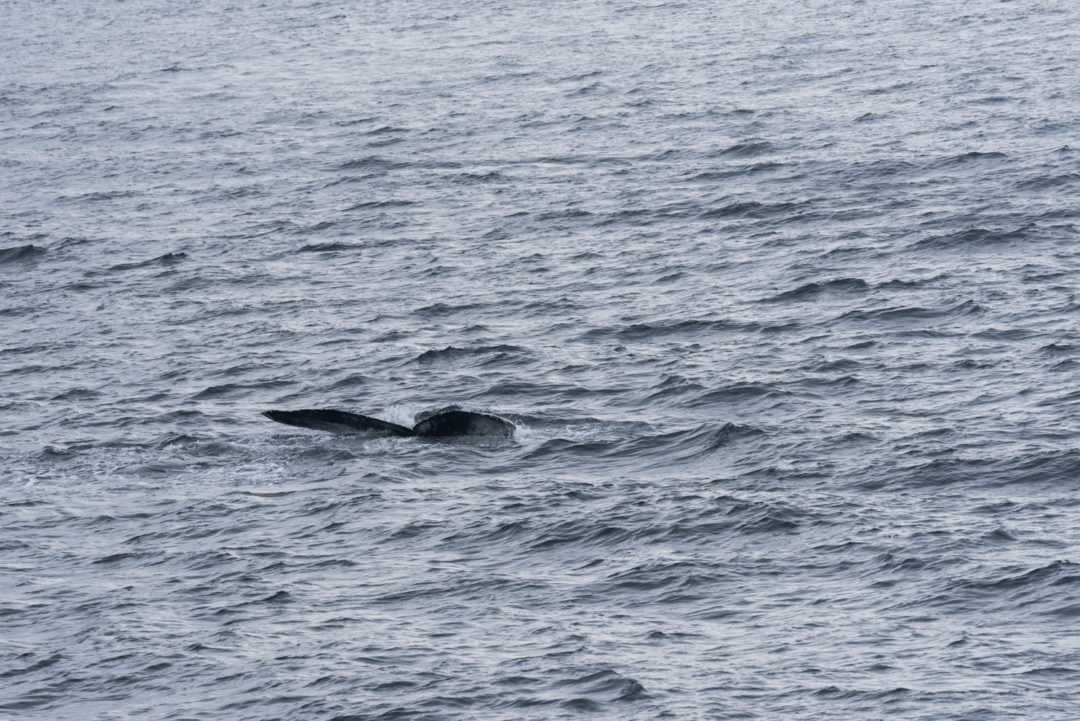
[262,408,515,438]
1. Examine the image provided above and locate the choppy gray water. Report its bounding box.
[3,0,1080,718]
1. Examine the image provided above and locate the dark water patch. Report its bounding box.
[362,125,408,136]
[972,500,1021,516]
[105,252,187,273]
[518,436,624,462]
[551,668,649,704]
[413,301,489,318]
[57,189,138,203]
[937,560,1080,614]
[877,275,948,290]
[845,158,918,179]
[970,327,1032,341]
[1019,666,1080,679]
[803,358,862,374]
[636,374,706,401]
[475,379,613,403]
[891,448,1080,489]
[537,207,592,222]
[570,250,602,261]
[332,157,410,172]
[793,373,860,390]
[453,170,505,183]
[638,148,694,162]
[92,550,165,565]
[591,561,725,602]
[683,162,784,182]
[295,242,363,253]
[838,299,982,323]
[291,446,361,462]
[0,653,64,679]
[382,518,446,542]
[1021,268,1068,282]
[913,226,1029,250]
[255,590,293,604]
[414,344,528,365]
[371,330,407,342]
[1015,172,1080,190]
[328,373,369,389]
[63,281,106,291]
[592,206,696,228]
[949,358,996,370]
[518,154,632,168]
[686,383,786,406]
[524,423,763,466]
[0,305,36,318]
[716,498,821,535]
[557,70,604,83]
[333,116,377,127]
[1045,604,1080,618]
[935,151,1009,167]
[579,318,750,342]
[656,270,687,283]
[374,574,550,605]
[0,244,46,264]
[711,140,775,158]
[698,199,802,220]
[1001,448,1080,485]
[295,220,337,234]
[761,277,869,302]
[50,387,101,401]
[192,381,291,399]
[567,81,614,96]
[345,199,416,211]
[982,527,1016,542]
[2,362,74,376]
[437,519,532,548]
[524,520,641,551]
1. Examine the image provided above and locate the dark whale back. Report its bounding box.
[411,410,515,438]
[262,408,514,438]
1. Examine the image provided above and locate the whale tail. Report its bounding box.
[262,409,415,436]
[262,408,515,438]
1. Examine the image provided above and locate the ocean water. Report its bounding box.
[3,0,1080,718]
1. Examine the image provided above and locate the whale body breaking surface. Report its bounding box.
[263,408,515,438]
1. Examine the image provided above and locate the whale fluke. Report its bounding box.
[263,408,514,438]
[262,409,415,436]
